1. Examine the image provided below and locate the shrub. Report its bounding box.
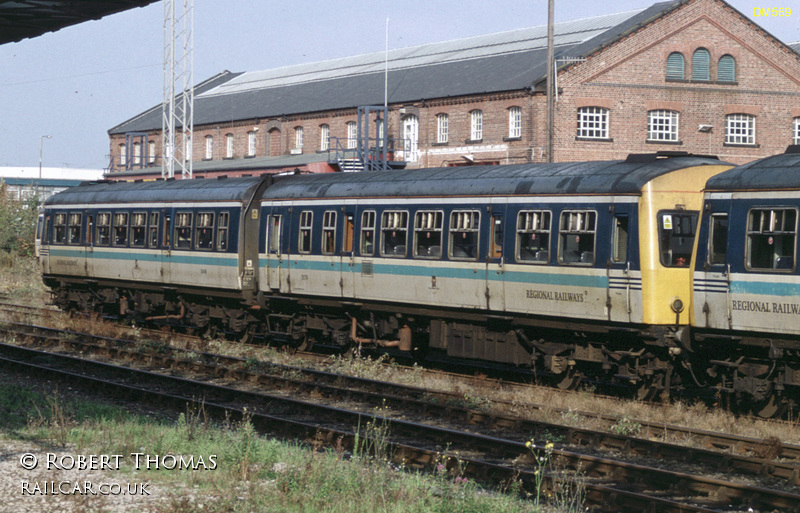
[0,180,40,257]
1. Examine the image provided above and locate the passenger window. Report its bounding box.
[360,211,376,256]
[381,210,408,257]
[299,211,313,254]
[195,212,215,250]
[113,212,129,246]
[708,214,728,266]
[746,208,796,271]
[449,210,480,260]
[131,212,146,247]
[68,213,82,245]
[559,210,596,265]
[217,212,229,251]
[96,212,111,246]
[54,213,67,244]
[174,212,192,249]
[148,212,160,248]
[414,211,443,259]
[658,211,697,267]
[322,211,337,255]
[516,210,551,263]
[268,215,282,253]
[611,215,629,264]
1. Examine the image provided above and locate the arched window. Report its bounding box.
[718,55,735,82]
[666,52,685,80]
[692,48,710,81]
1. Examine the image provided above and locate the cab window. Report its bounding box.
[658,211,697,267]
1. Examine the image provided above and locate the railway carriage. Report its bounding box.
[693,146,800,415]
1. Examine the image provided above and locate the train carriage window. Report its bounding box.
[746,208,796,271]
[449,210,480,260]
[67,213,82,245]
[658,211,698,267]
[54,213,67,244]
[217,212,229,251]
[558,210,596,265]
[113,212,129,246]
[708,214,728,266]
[414,210,443,259]
[195,212,215,250]
[268,215,282,253]
[322,211,337,255]
[381,210,408,257]
[131,212,146,247]
[611,215,629,264]
[148,212,160,248]
[174,212,192,249]
[516,210,551,263]
[299,211,313,254]
[360,211,376,256]
[96,213,111,246]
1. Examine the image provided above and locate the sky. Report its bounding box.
[1,0,798,170]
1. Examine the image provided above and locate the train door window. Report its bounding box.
[195,212,215,250]
[174,212,192,249]
[558,210,596,265]
[708,213,728,266]
[299,211,313,254]
[162,214,171,248]
[322,211,337,255]
[86,215,93,245]
[658,211,697,267]
[611,215,629,264]
[53,213,67,244]
[217,212,229,251]
[113,212,129,246]
[381,210,408,257]
[490,215,503,259]
[449,210,480,260]
[131,212,147,247]
[148,212,160,248]
[268,215,282,254]
[746,208,796,271]
[344,214,354,253]
[67,212,82,245]
[96,212,111,246]
[516,210,551,263]
[44,215,52,244]
[36,214,44,242]
[360,211,376,256]
[414,210,443,259]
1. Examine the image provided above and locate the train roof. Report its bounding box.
[44,175,266,206]
[261,154,726,200]
[705,147,800,191]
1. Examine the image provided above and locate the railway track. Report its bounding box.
[1,322,800,511]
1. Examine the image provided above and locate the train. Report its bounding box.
[36,147,800,416]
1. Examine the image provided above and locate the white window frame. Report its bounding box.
[133,142,141,165]
[226,133,234,158]
[347,121,357,149]
[577,107,609,139]
[247,131,257,156]
[647,110,679,142]
[470,110,483,141]
[294,126,304,151]
[320,124,330,151]
[508,106,522,139]
[794,118,800,145]
[436,114,448,144]
[725,114,755,145]
[205,135,213,160]
[148,141,156,163]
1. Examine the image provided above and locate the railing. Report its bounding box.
[327,136,407,172]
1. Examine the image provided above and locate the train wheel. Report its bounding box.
[752,391,787,418]
[554,368,582,390]
[635,379,661,402]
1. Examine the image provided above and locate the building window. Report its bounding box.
[205,135,213,160]
[133,142,141,165]
[148,141,156,164]
[470,110,483,141]
[508,107,522,139]
[226,133,234,158]
[436,114,448,144]
[666,52,684,80]
[746,208,796,271]
[119,144,127,168]
[347,121,357,149]
[577,107,609,139]
[320,124,330,151]
[794,118,800,145]
[718,55,735,82]
[647,110,679,142]
[247,131,257,156]
[725,113,755,145]
[402,115,419,162]
[692,48,710,81]
[294,126,304,151]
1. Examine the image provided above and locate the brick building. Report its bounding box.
[107,0,800,179]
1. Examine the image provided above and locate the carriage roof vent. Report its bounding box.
[625,151,717,163]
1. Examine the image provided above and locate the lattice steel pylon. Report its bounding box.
[162,0,194,179]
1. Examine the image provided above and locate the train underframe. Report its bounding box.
[46,276,798,417]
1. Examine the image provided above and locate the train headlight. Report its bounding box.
[671,297,684,313]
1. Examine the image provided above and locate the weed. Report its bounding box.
[610,416,642,436]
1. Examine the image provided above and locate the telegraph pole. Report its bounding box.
[546,0,554,163]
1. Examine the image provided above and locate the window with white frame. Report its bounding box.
[794,117,800,145]
[508,107,522,138]
[119,144,127,167]
[320,124,330,151]
[294,126,304,151]
[725,114,755,145]
[148,141,156,163]
[436,114,448,144]
[470,110,483,141]
[205,135,213,160]
[647,110,679,142]
[247,131,257,156]
[322,210,336,255]
[133,142,141,165]
[577,107,609,139]
[226,133,234,158]
[347,122,357,149]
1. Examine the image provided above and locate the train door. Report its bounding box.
[84,211,94,277]
[265,213,283,291]
[607,213,632,323]
[160,211,172,283]
[340,211,356,298]
[695,211,731,329]
[485,208,506,311]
